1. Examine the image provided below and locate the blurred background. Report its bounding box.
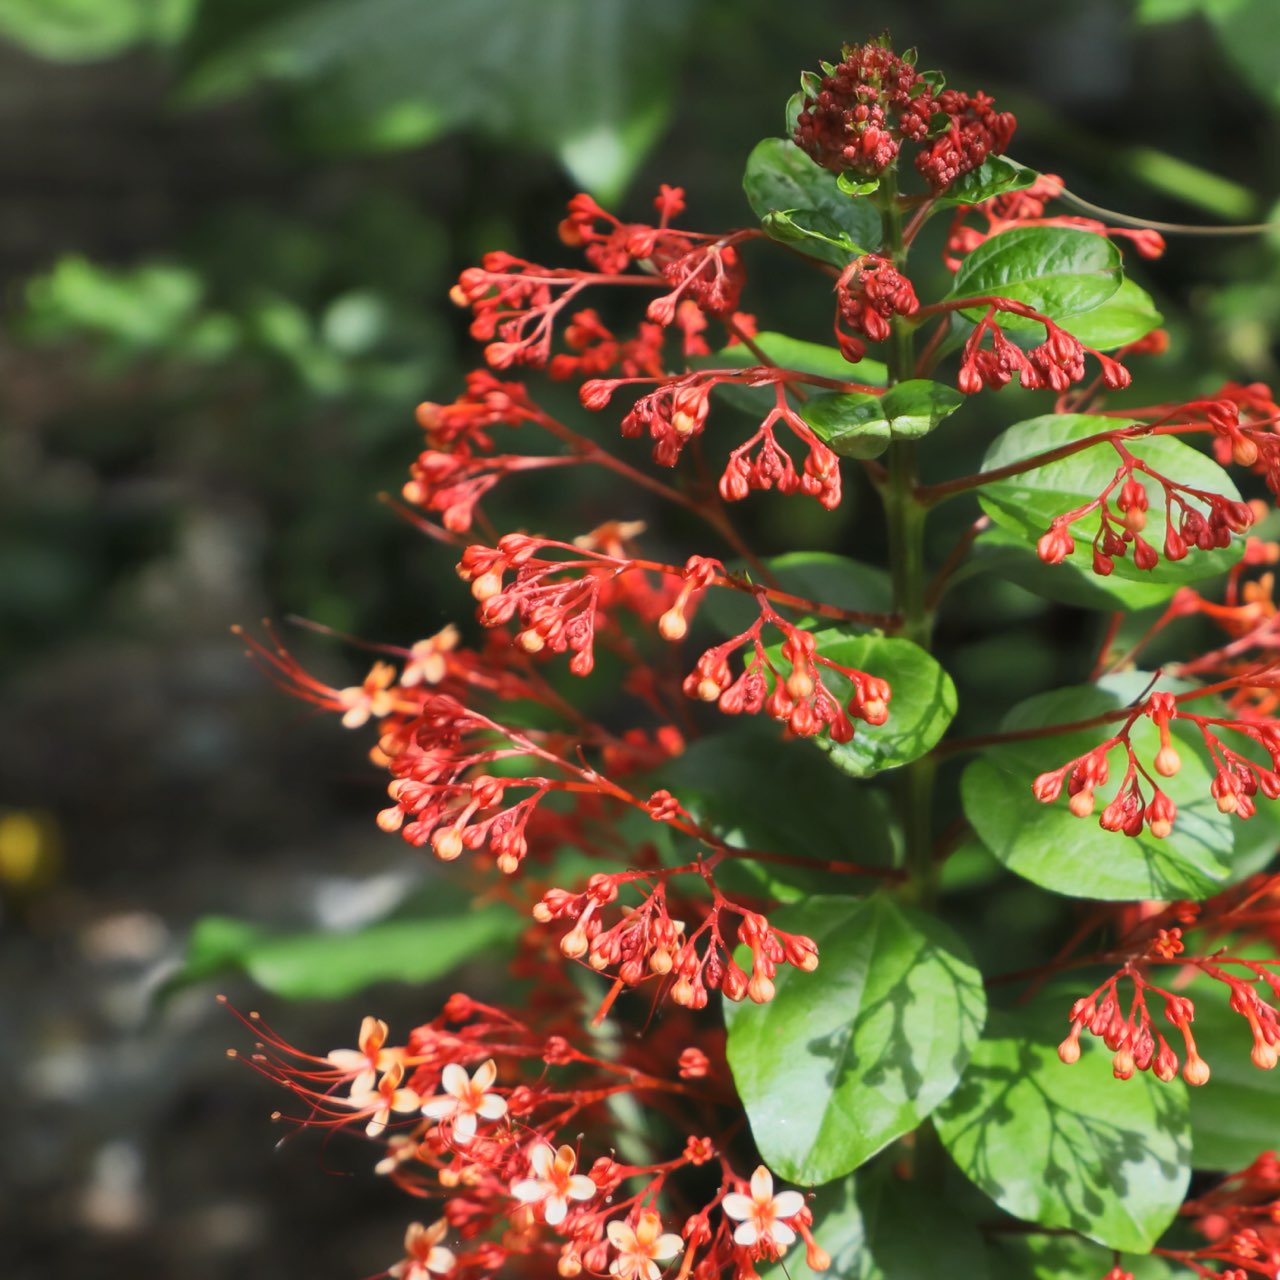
[3,0,1279,1275]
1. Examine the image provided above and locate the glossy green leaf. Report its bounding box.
[699,551,891,637]
[933,156,1038,209]
[960,676,1234,900]
[659,728,897,901]
[936,1010,1191,1252]
[743,139,882,265]
[1185,982,1280,1169]
[979,413,1245,591]
[949,226,1123,329]
[1060,277,1163,350]
[171,895,512,999]
[800,379,965,459]
[803,631,958,778]
[725,893,986,1184]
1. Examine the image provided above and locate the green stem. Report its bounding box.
[876,176,938,903]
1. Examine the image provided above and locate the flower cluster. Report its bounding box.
[229,997,827,1280]
[833,254,920,363]
[1054,884,1280,1088]
[684,605,889,742]
[534,872,819,1008]
[793,39,1014,191]
[1034,436,1253,575]
[1033,684,1280,838]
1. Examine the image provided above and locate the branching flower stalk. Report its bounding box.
[227,35,1280,1280]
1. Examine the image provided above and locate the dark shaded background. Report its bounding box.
[3,1,1280,1276]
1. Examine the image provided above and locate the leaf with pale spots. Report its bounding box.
[725,893,986,1185]
[936,1007,1191,1253]
[960,675,1234,901]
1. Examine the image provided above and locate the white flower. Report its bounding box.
[607,1210,684,1280]
[511,1143,597,1226]
[327,1015,402,1098]
[389,1219,455,1279]
[722,1165,806,1251]
[421,1059,508,1145]
[345,1060,422,1138]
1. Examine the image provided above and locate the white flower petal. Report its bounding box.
[567,1175,596,1201]
[544,1195,569,1227]
[511,1178,546,1204]
[721,1194,753,1221]
[771,1191,805,1219]
[392,1089,423,1113]
[770,1222,796,1247]
[453,1111,477,1142]
[472,1058,498,1091]
[749,1166,774,1204]
[427,1247,455,1274]
[365,1109,389,1138]
[640,1260,661,1280]
[732,1222,760,1247]
[422,1097,458,1120]
[327,1048,368,1071]
[477,1095,507,1120]
[530,1143,556,1177]
[607,1220,635,1249]
[654,1235,684,1260]
[440,1063,469,1097]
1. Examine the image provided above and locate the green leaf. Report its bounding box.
[1059,277,1163,350]
[800,379,965,460]
[1185,983,1280,1169]
[978,413,1245,593]
[725,893,986,1184]
[932,156,1038,209]
[0,0,194,59]
[760,209,867,261]
[987,1232,1172,1280]
[699,550,891,637]
[802,631,957,778]
[960,676,1235,901]
[170,893,512,999]
[742,139,882,266]
[662,728,897,901]
[836,173,881,197]
[180,0,695,199]
[963,525,1184,612]
[949,226,1123,329]
[936,1009,1191,1253]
